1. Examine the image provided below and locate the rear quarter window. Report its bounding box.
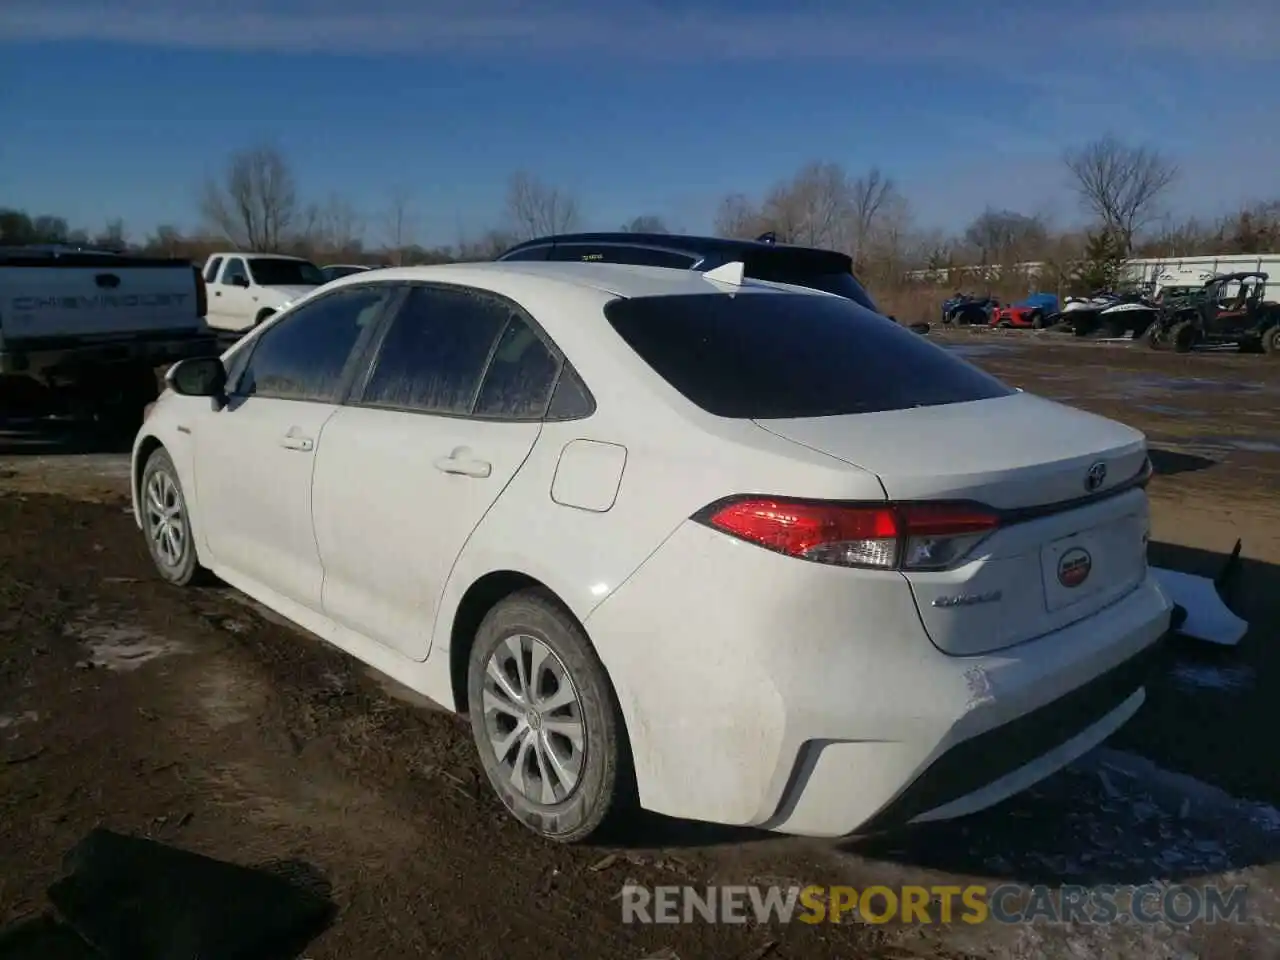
[605,293,1014,419]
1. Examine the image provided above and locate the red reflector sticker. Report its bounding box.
[1057,546,1092,588]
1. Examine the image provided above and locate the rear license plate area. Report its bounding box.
[1040,516,1144,614]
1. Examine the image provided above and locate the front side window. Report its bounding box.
[221,258,249,286]
[232,285,393,403]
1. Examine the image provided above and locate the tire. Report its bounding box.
[1031,311,1044,329]
[467,590,631,843]
[1146,323,1165,350]
[1170,320,1197,353]
[1263,327,1280,356]
[139,448,205,586]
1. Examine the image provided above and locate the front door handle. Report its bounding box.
[280,434,314,452]
[434,448,491,478]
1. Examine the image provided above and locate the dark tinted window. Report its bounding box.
[221,258,248,285]
[545,363,595,420]
[551,244,696,269]
[744,253,878,312]
[606,293,1014,419]
[322,265,368,281]
[247,257,325,286]
[473,317,560,418]
[234,285,392,402]
[204,257,223,283]
[500,245,551,262]
[361,285,509,414]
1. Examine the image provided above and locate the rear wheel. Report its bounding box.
[1146,323,1165,350]
[467,590,632,843]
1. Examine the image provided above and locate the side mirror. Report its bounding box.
[230,275,250,288]
[167,356,227,400]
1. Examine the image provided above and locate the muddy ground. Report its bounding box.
[2,330,1279,960]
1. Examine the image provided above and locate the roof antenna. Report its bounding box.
[756,231,777,244]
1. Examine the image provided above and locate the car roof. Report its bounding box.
[499,231,852,263]
[322,259,825,302]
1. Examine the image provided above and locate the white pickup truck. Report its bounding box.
[0,245,216,428]
[201,252,325,331]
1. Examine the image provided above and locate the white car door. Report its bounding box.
[208,257,256,331]
[311,284,558,660]
[194,283,397,610]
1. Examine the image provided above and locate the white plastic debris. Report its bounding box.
[1151,567,1249,646]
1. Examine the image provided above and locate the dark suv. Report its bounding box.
[495,232,887,315]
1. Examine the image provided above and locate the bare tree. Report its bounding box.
[621,214,668,233]
[199,144,299,251]
[712,193,763,239]
[299,195,364,255]
[1063,136,1178,254]
[963,207,1049,264]
[381,187,417,265]
[849,167,897,264]
[758,161,852,249]
[505,172,580,240]
[93,218,128,252]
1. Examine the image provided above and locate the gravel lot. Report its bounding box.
[2,330,1279,959]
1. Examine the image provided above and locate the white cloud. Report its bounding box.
[2,0,1275,61]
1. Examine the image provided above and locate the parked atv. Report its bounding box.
[1058,288,1160,338]
[940,293,998,326]
[1147,272,1280,354]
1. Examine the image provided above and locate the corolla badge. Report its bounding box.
[932,590,1003,608]
[1085,461,1107,492]
[1057,547,1092,589]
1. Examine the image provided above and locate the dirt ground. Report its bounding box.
[2,330,1280,960]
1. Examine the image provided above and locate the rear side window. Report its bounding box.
[550,244,697,269]
[605,293,1014,419]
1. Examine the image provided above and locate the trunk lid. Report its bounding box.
[755,392,1152,655]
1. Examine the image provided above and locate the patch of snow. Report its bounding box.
[1169,662,1255,693]
[965,665,995,709]
[64,619,188,671]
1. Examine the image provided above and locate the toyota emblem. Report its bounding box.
[1085,461,1107,492]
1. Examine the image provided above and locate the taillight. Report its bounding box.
[694,497,1000,571]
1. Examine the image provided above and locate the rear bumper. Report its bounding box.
[0,329,217,378]
[584,521,1173,837]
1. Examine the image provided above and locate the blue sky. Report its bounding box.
[2,0,1278,246]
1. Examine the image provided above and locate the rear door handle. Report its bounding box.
[434,449,491,478]
[280,434,314,452]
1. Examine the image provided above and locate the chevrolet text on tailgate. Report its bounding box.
[0,245,214,429]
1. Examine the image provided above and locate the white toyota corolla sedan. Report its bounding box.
[132,260,1173,843]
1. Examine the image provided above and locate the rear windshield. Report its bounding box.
[605,293,1014,419]
[742,251,879,312]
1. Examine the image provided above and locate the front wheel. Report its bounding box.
[1170,320,1197,353]
[140,448,206,586]
[467,590,632,843]
[1263,326,1280,356]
